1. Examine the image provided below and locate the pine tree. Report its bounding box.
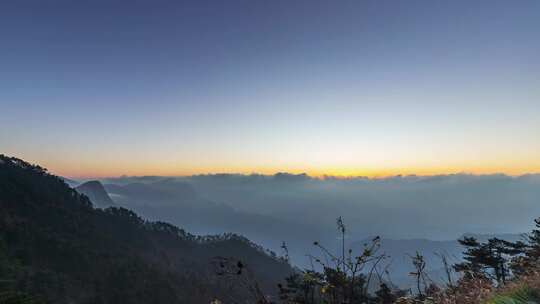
[454,237,526,284]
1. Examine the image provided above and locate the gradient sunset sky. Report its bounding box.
[1,0,539,178]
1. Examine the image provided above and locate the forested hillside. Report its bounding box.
[0,155,292,303]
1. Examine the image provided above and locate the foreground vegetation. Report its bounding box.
[265,218,540,304]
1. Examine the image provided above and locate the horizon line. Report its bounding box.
[63,170,540,181]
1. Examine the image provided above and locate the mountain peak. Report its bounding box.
[75,180,115,207]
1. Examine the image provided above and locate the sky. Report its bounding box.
[1,0,539,178]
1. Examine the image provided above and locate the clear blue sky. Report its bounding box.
[1,0,539,177]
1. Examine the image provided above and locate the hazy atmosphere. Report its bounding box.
[1,1,539,303]
[1,0,539,178]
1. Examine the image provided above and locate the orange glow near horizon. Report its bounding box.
[8,146,540,180]
[49,162,540,180]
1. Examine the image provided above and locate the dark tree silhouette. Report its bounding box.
[454,236,526,285]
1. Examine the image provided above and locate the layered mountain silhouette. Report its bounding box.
[102,179,329,265]
[0,155,293,304]
[98,173,537,288]
[2,153,532,301]
[99,174,533,289]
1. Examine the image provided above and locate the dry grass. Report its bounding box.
[397,270,540,304]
